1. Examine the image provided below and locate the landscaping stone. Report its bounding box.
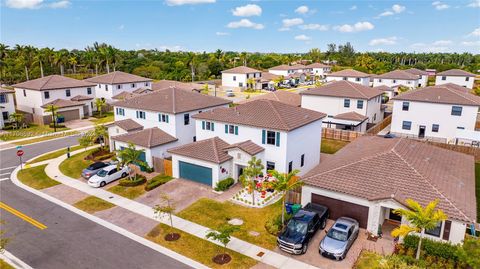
[249,231,260,237]
[228,218,244,226]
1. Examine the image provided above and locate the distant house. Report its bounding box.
[301,80,384,132]
[268,64,306,76]
[152,80,207,93]
[0,88,15,129]
[391,83,480,143]
[404,68,429,87]
[301,136,476,245]
[372,70,420,90]
[221,66,262,90]
[13,75,96,124]
[238,90,301,107]
[85,71,152,101]
[326,69,370,86]
[426,68,437,76]
[435,69,476,89]
[305,63,332,77]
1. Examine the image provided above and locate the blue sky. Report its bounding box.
[1,0,479,53]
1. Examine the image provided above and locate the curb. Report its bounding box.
[0,250,33,269]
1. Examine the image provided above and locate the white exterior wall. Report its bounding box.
[418,75,428,87]
[227,148,264,180]
[94,81,151,100]
[0,93,16,128]
[326,76,370,86]
[171,154,232,187]
[365,96,384,124]
[285,120,322,176]
[391,100,478,142]
[435,75,474,89]
[372,78,419,89]
[222,72,260,89]
[108,125,129,150]
[311,67,331,77]
[269,70,289,76]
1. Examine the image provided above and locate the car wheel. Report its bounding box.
[321,219,327,229]
[302,243,308,254]
[121,172,127,178]
[100,181,106,187]
[340,252,346,260]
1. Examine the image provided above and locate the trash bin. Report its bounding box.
[292,204,302,214]
[285,203,293,215]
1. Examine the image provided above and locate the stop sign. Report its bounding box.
[17,150,24,157]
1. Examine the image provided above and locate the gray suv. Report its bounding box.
[319,217,359,260]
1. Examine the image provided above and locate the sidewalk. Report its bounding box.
[32,148,318,269]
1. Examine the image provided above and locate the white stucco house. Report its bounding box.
[390,83,480,144]
[0,88,16,129]
[326,69,370,86]
[405,68,429,87]
[85,71,152,101]
[167,99,326,188]
[300,80,384,132]
[372,70,420,90]
[12,75,97,124]
[305,63,332,78]
[301,136,476,245]
[435,69,476,89]
[268,64,306,77]
[221,66,262,90]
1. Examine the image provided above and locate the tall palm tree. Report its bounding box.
[239,156,264,205]
[0,44,10,79]
[391,199,447,260]
[44,105,59,131]
[68,55,78,74]
[269,169,303,225]
[53,49,69,75]
[33,47,53,77]
[94,98,106,117]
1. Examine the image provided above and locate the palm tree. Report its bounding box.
[44,105,59,131]
[68,55,78,74]
[391,199,447,260]
[246,78,255,91]
[269,169,303,225]
[53,49,69,75]
[8,112,24,127]
[94,98,106,117]
[93,124,108,149]
[117,142,145,181]
[239,156,264,205]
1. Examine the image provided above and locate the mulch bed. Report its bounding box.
[212,254,231,265]
[164,233,181,241]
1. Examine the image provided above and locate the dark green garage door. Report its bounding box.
[179,161,212,186]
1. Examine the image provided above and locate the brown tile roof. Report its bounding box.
[41,99,84,109]
[300,80,383,100]
[70,95,93,101]
[306,63,330,69]
[152,80,203,92]
[0,87,14,94]
[269,64,305,71]
[373,85,393,91]
[223,140,264,155]
[132,87,152,94]
[85,71,152,84]
[437,69,476,77]
[392,83,480,106]
[260,72,281,81]
[193,99,326,131]
[374,70,420,80]
[327,69,369,78]
[112,127,177,148]
[238,91,301,107]
[112,91,138,100]
[333,112,368,122]
[111,119,143,132]
[168,137,232,164]
[13,75,96,91]
[222,66,261,74]
[303,136,477,223]
[404,68,429,76]
[113,87,231,114]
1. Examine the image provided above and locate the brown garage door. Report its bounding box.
[311,194,369,228]
[59,109,80,122]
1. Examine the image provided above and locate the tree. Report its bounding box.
[246,78,255,91]
[269,169,303,226]
[205,225,239,263]
[78,132,93,151]
[93,124,108,149]
[117,142,145,180]
[391,199,447,260]
[94,98,106,117]
[239,156,264,205]
[153,193,179,240]
[456,236,480,268]
[44,104,59,132]
[8,112,24,127]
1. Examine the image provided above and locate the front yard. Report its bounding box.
[320,138,349,154]
[73,196,116,214]
[90,111,114,124]
[59,148,96,178]
[17,165,60,190]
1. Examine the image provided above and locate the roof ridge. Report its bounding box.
[266,100,289,129]
[348,81,368,98]
[211,138,220,163]
[110,71,117,84]
[171,88,177,113]
[40,75,56,90]
[442,85,480,104]
[147,128,153,148]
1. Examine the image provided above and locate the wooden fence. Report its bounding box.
[322,128,362,142]
[286,188,302,204]
[366,114,392,135]
[152,157,173,176]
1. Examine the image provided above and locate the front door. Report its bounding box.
[418,125,426,138]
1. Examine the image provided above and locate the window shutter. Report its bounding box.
[442,220,451,241]
[166,115,169,123]
[225,124,228,134]
[158,114,161,122]
[276,132,280,147]
[262,130,266,144]
[234,126,238,135]
[211,122,215,131]
[136,111,139,118]
[202,121,205,130]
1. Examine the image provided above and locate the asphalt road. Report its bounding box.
[0,137,193,269]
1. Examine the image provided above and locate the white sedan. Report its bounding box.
[87,164,131,188]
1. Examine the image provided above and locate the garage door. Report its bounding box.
[179,161,212,186]
[59,109,80,122]
[311,194,369,228]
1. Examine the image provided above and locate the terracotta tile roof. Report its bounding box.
[70,95,93,101]
[41,98,84,108]
[0,87,14,94]
[437,69,476,77]
[373,85,393,91]
[111,127,177,148]
[152,80,203,92]
[85,71,152,84]
[260,72,281,81]
[222,66,261,74]
[374,70,420,80]
[113,87,231,114]
[168,137,232,164]
[132,87,152,94]
[404,68,429,76]
[333,112,368,122]
[112,91,138,100]
[392,83,480,106]
[269,64,305,71]
[193,99,326,131]
[111,119,143,132]
[306,63,330,68]
[238,91,301,107]
[13,75,96,91]
[303,136,477,223]
[327,69,370,78]
[300,80,383,100]
[223,140,264,155]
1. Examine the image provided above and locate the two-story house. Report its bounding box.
[167,99,325,188]
[390,83,480,143]
[221,66,262,90]
[85,71,152,101]
[372,70,420,89]
[268,64,306,77]
[326,69,370,86]
[300,81,384,132]
[109,87,231,168]
[305,63,332,78]
[404,68,429,87]
[13,75,97,124]
[0,88,15,129]
[435,69,476,89]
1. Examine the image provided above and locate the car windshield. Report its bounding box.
[285,219,308,235]
[327,228,348,241]
[96,169,108,177]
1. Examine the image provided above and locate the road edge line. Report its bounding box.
[0,250,33,269]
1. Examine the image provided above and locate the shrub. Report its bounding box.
[403,235,459,261]
[118,175,146,187]
[214,177,234,191]
[144,174,173,191]
[49,123,66,128]
[94,153,115,161]
[265,213,292,235]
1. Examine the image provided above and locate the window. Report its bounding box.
[66,89,71,97]
[87,88,92,95]
[266,161,275,171]
[393,80,397,83]
[466,77,470,81]
[44,91,50,99]
[378,79,382,83]
[2,112,8,120]
[105,85,109,91]
[342,77,347,81]
[402,102,409,111]
[425,222,442,237]
[262,130,280,146]
[451,106,462,116]
[193,136,196,142]
[98,84,101,88]
[239,82,243,87]
[357,100,364,109]
[441,76,446,81]
[355,77,360,82]
[131,83,136,88]
[225,124,238,135]
[300,154,305,167]
[266,131,276,145]
[117,85,122,90]
[233,76,236,81]
[457,126,465,130]
[136,111,146,119]
[288,161,293,173]
[344,99,350,108]
[0,94,6,103]
[115,108,125,116]
[402,121,412,130]
[159,113,169,123]
[184,113,190,125]
[374,113,377,121]
[23,90,26,97]
[202,121,215,131]
[407,81,411,84]
[145,82,149,86]
[432,124,439,132]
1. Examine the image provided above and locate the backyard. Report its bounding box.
[320,138,349,154]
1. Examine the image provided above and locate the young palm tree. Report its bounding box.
[94,98,106,117]
[93,124,108,149]
[8,112,24,127]
[239,156,264,205]
[117,142,145,181]
[44,105,59,131]
[391,199,447,260]
[269,169,303,225]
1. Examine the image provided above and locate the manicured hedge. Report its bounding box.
[118,175,146,187]
[145,174,173,191]
[214,177,234,191]
[403,234,459,261]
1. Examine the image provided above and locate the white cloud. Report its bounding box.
[49,0,70,8]
[294,34,311,41]
[433,40,452,46]
[334,21,374,33]
[295,5,309,14]
[227,19,264,30]
[216,32,229,36]
[350,5,357,10]
[299,24,329,31]
[467,0,480,7]
[468,27,480,36]
[410,42,451,52]
[379,11,394,16]
[6,0,43,9]
[369,36,398,46]
[432,1,450,10]
[232,4,262,17]
[461,41,480,46]
[282,18,304,27]
[157,45,184,51]
[165,0,215,6]
[392,4,406,13]
[278,27,290,32]
[378,4,405,17]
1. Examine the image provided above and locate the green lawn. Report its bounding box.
[146,223,257,269]
[0,259,15,269]
[107,184,146,200]
[17,164,60,190]
[27,145,83,164]
[177,198,281,249]
[90,111,114,124]
[73,196,116,214]
[0,124,69,141]
[476,163,480,223]
[321,138,350,154]
[59,148,96,179]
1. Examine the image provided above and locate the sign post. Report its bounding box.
[17,149,24,170]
